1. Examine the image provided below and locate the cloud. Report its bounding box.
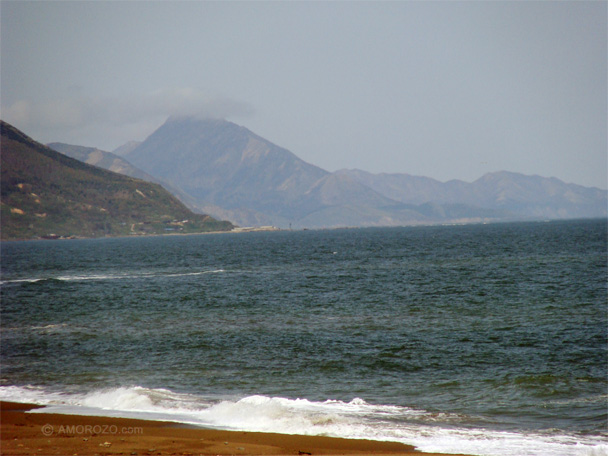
[142,88,255,120]
[1,88,254,149]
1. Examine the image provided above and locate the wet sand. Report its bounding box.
[1,401,472,455]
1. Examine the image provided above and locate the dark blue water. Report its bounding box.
[1,219,606,455]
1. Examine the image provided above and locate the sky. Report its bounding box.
[1,1,606,189]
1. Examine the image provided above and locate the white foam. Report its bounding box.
[30,324,69,330]
[80,387,156,410]
[0,269,225,285]
[0,385,605,456]
[0,385,66,405]
[0,278,45,285]
[161,269,226,279]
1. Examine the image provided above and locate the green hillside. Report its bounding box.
[0,121,233,240]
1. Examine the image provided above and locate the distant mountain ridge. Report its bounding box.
[112,140,142,156]
[124,116,329,225]
[0,121,233,240]
[48,142,157,182]
[123,117,525,227]
[121,116,605,227]
[337,169,607,220]
[47,142,201,211]
[41,115,606,228]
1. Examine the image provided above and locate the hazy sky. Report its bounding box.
[2,1,606,188]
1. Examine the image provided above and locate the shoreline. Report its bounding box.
[0,226,286,242]
[4,217,606,242]
[0,401,472,456]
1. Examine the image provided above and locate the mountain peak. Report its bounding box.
[104,118,608,228]
[124,117,328,225]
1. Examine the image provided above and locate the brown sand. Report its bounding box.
[0,402,472,456]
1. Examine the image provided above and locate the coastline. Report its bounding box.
[0,226,282,242]
[1,401,472,456]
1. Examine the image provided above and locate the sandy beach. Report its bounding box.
[1,402,473,456]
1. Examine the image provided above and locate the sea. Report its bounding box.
[1,219,606,456]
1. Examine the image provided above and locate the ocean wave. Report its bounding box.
[0,277,48,285]
[30,323,70,332]
[0,269,226,285]
[0,385,605,456]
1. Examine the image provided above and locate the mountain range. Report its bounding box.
[47,141,200,210]
[336,169,607,221]
[44,115,607,229]
[116,116,606,228]
[1,121,233,240]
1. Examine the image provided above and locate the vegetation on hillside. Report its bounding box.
[1,121,233,240]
